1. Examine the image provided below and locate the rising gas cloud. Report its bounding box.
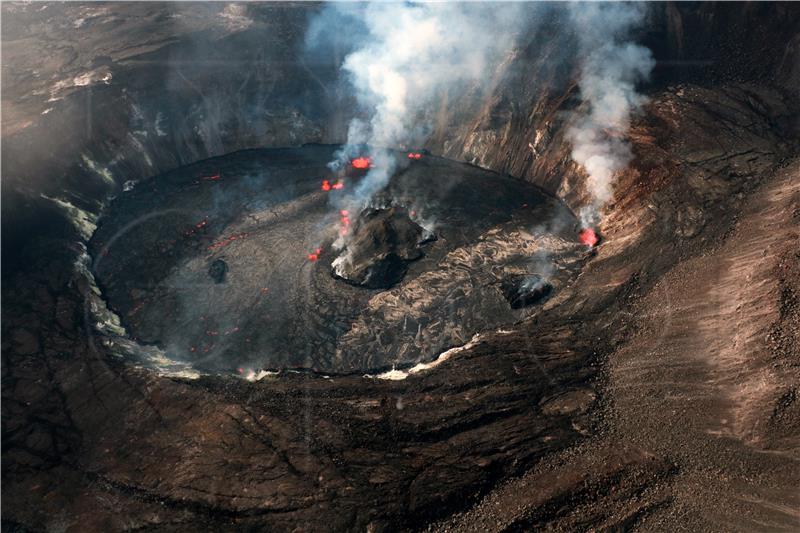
[566,3,655,228]
[307,2,652,238]
[311,2,533,208]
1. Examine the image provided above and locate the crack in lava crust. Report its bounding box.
[90,145,584,374]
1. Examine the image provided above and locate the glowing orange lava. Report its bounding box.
[339,210,351,236]
[579,228,599,247]
[351,157,372,169]
[322,180,345,191]
[307,247,323,261]
[207,232,248,251]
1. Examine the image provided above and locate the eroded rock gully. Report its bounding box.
[2,3,799,532]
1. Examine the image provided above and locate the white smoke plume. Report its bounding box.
[566,3,655,227]
[318,2,533,208]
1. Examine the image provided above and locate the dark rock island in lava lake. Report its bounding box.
[331,206,427,289]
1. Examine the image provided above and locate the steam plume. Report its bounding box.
[566,3,654,227]
[317,2,532,207]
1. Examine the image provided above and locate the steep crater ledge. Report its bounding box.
[2,3,799,532]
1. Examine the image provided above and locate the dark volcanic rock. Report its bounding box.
[501,274,553,309]
[208,258,228,284]
[332,207,425,289]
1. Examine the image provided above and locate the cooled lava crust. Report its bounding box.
[90,145,582,374]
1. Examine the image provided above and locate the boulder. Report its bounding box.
[332,207,425,289]
[208,258,228,284]
[501,274,553,309]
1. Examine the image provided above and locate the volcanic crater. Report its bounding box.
[90,145,584,374]
[3,3,799,531]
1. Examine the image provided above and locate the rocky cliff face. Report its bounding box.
[5,3,797,247]
[425,2,800,212]
[2,3,799,532]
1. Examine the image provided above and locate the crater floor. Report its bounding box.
[90,145,584,374]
